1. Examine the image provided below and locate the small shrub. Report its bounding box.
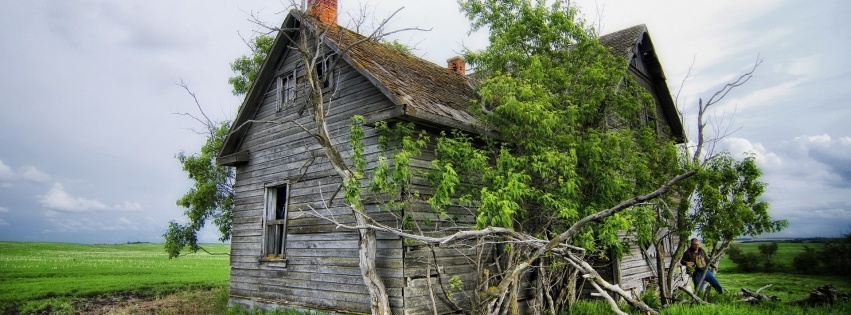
[758,242,779,271]
[791,234,851,277]
[639,288,661,310]
[793,245,821,274]
[728,245,762,272]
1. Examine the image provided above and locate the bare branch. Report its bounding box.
[675,55,696,110]
[171,112,213,131]
[176,80,215,133]
[678,286,709,304]
[755,284,773,295]
[705,55,763,107]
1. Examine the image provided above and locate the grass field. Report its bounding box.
[716,241,815,272]
[2,241,850,314]
[714,241,851,301]
[0,242,230,314]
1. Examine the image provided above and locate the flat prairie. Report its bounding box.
[0,242,229,314]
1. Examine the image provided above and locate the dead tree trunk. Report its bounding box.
[655,241,669,305]
[307,68,390,313]
[740,284,780,304]
[790,284,850,306]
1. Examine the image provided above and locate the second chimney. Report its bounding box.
[307,0,337,25]
[447,56,466,75]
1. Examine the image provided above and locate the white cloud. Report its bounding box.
[0,160,52,184]
[721,137,782,168]
[38,183,142,212]
[0,218,8,226]
[114,202,143,211]
[17,166,51,184]
[800,134,832,143]
[790,134,851,187]
[0,160,14,181]
[40,183,109,211]
[719,78,805,112]
[0,206,8,213]
[784,55,820,78]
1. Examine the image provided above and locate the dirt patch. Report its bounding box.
[71,289,221,315]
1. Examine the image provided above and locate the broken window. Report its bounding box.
[263,183,288,260]
[316,54,336,89]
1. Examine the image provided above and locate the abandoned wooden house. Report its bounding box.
[217,0,687,313]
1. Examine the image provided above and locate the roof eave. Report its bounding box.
[217,11,301,164]
[637,31,686,143]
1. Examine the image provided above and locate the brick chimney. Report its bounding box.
[307,0,337,25]
[447,56,466,75]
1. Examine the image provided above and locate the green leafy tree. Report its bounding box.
[165,34,275,258]
[658,57,788,305]
[691,155,786,254]
[382,39,412,55]
[422,0,786,312]
[416,1,686,313]
[445,0,679,253]
[758,242,779,271]
[727,244,762,272]
[228,35,275,96]
[165,122,233,258]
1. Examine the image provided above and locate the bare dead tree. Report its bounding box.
[691,55,763,165]
[655,56,764,304]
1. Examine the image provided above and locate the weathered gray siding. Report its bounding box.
[228,44,406,313]
[398,130,505,315]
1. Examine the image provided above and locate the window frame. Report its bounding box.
[315,54,337,89]
[276,70,297,112]
[260,181,289,266]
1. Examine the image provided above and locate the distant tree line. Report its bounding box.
[726,234,851,278]
[793,234,851,277]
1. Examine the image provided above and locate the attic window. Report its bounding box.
[316,54,337,89]
[276,71,296,111]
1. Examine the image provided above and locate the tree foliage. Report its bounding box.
[691,155,786,246]
[227,34,275,96]
[430,0,680,256]
[165,123,233,258]
[793,234,851,277]
[165,34,274,258]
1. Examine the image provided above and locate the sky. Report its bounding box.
[0,0,849,244]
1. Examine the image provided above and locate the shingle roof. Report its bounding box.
[219,15,682,161]
[599,24,647,60]
[599,24,685,142]
[314,14,480,126]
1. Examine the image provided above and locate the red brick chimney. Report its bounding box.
[307,0,337,25]
[447,56,466,75]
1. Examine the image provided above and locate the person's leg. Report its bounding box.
[703,271,723,294]
[692,271,706,295]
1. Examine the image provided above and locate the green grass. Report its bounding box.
[659,300,851,315]
[3,241,849,314]
[568,299,851,315]
[0,242,230,314]
[561,241,851,315]
[716,241,818,272]
[713,241,851,301]
[716,271,851,302]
